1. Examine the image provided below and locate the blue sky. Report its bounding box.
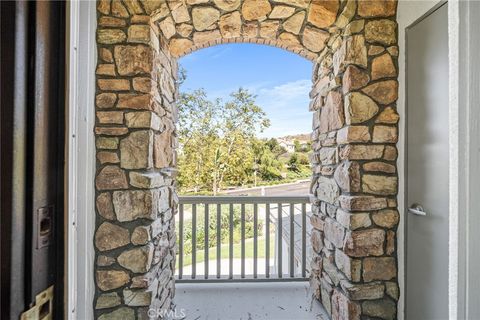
[179,43,313,138]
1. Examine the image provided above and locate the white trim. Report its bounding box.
[66,1,96,319]
[396,1,447,319]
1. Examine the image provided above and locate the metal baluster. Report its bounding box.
[192,203,197,279]
[241,203,245,278]
[301,203,307,278]
[253,203,258,278]
[229,203,233,279]
[266,203,270,278]
[216,203,221,279]
[278,203,282,278]
[204,204,209,279]
[179,203,184,279]
[290,203,295,278]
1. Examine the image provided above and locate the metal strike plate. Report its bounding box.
[37,205,54,249]
[21,286,54,320]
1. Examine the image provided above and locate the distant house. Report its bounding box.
[277,139,295,153]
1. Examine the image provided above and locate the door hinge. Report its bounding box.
[21,286,54,320]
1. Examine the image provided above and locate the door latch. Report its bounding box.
[21,286,54,320]
[37,205,54,249]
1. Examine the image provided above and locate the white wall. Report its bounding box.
[396,1,445,319]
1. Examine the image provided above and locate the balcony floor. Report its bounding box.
[174,282,329,320]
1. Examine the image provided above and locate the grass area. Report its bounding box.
[180,236,275,267]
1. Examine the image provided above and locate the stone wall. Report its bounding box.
[94,1,399,319]
[309,1,400,319]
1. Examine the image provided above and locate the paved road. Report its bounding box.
[222,180,310,197]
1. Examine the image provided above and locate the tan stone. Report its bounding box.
[98,307,134,320]
[125,111,161,130]
[219,12,241,38]
[96,93,117,108]
[363,161,396,174]
[114,45,152,76]
[213,0,240,11]
[365,19,397,45]
[154,131,175,168]
[311,229,324,253]
[344,19,365,36]
[386,230,395,255]
[335,0,356,28]
[98,79,130,91]
[331,288,361,320]
[112,1,129,18]
[242,0,272,21]
[316,176,340,204]
[340,281,385,300]
[387,45,399,56]
[159,17,176,40]
[369,45,385,56]
[123,289,152,306]
[269,5,295,19]
[344,92,379,124]
[192,7,220,31]
[123,0,144,14]
[319,91,344,133]
[97,29,127,44]
[96,270,130,291]
[342,65,369,93]
[283,11,305,35]
[385,281,399,300]
[96,292,121,309]
[333,35,368,75]
[96,192,116,220]
[371,53,396,80]
[118,244,154,273]
[336,210,371,231]
[362,174,397,195]
[129,171,165,188]
[260,21,280,39]
[335,249,361,282]
[334,161,361,192]
[339,144,384,160]
[97,151,120,165]
[131,226,151,245]
[338,195,388,211]
[375,106,399,124]
[344,228,385,257]
[139,0,164,14]
[363,257,396,282]
[120,130,153,169]
[95,126,127,135]
[169,38,194,57]
[96,165,128,190]
[336,126,370,144]
[97,111,124,124]
[362,298,397,320]
[193,30,222,45]
[324,218,345,248]
[302,26,329,53]
[131,14,151,24]
[95,222,130,251]
[242,21,259,38]
[383,145,397,161]
[99,16,127,28]
[99,48,114,62]
[96,64,116,76]
[97,0,110,15]
[308,0,339,28]
[132,77,152,93]
[113,190,156,221]
[177,23,194,37]
[117,94,151,110]
[372,209,399,228]
[358,0,397,18]
[373,125,398,143]
[170,2,190,23]
[96,137,119,150]
[319,147,337,165]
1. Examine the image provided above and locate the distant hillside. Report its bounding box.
[276,133,310,143]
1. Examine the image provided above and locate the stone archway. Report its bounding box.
[94,1,400,319]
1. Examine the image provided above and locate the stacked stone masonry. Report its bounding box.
[94,0,399,319]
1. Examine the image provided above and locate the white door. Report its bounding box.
[406,3,449,320]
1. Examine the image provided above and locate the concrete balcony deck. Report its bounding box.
[174,282,329,320]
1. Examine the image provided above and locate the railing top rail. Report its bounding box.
[178,195,310,204]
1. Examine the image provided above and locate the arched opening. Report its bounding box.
[94,1,400,319]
